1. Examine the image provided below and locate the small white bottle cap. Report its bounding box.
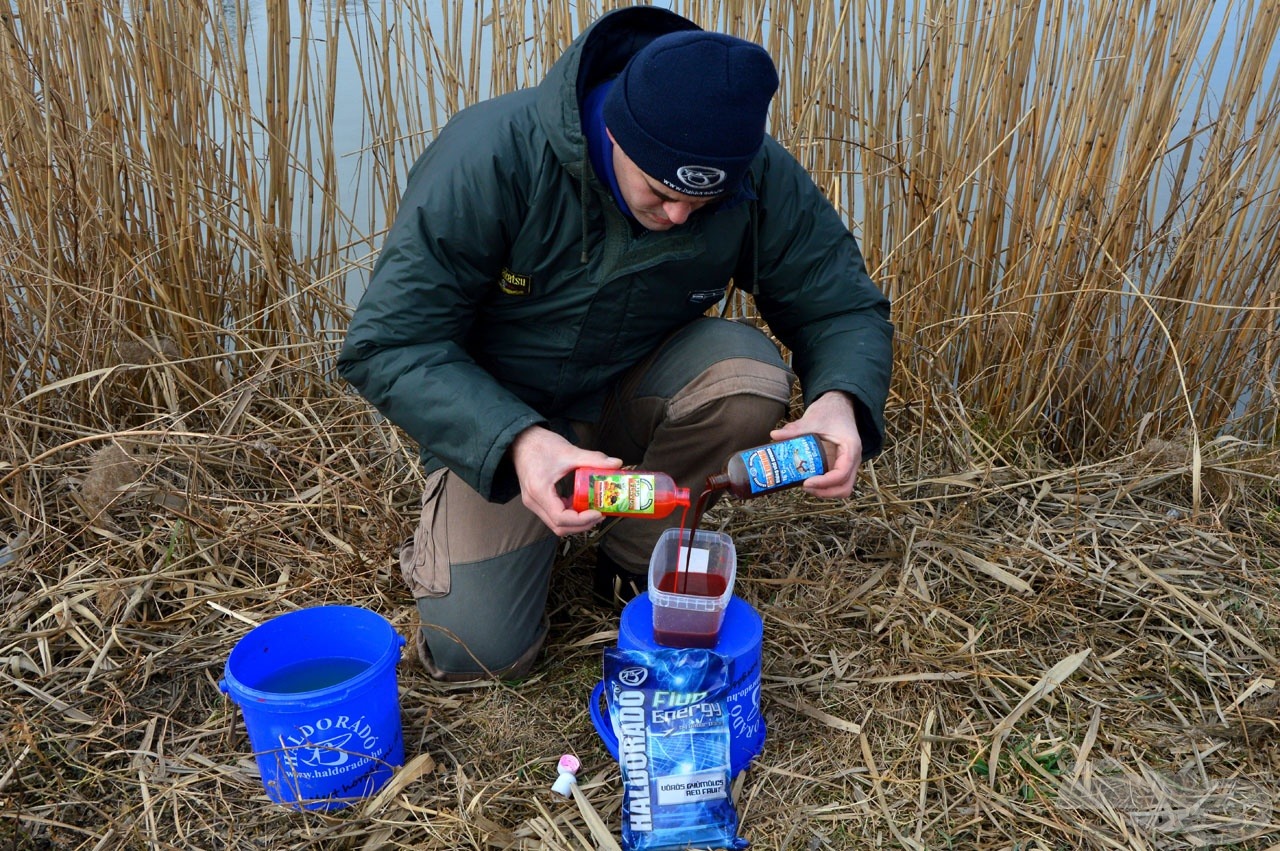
[551,753,580,797]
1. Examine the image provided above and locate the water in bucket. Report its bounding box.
[220,605,406,810]
[256,657,371,693]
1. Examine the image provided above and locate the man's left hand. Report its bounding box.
[769,390,863,499]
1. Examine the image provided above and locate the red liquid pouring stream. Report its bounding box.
[673,488,717,594]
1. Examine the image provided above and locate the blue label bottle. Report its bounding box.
[706,435,834,498]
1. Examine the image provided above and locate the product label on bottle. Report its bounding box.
[743,435,826,494]
[588,473,656,514]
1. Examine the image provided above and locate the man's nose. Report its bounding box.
[662,201,695,224]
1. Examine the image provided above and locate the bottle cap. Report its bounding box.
[551,753,580,797]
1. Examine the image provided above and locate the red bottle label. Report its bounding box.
[587,473,657,514]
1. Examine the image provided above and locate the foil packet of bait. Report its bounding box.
[604,646,747,851]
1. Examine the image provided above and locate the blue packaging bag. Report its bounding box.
[604,646,748,851]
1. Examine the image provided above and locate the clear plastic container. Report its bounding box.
[647,527,736,648]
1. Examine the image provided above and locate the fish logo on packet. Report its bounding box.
[604,646,748,851]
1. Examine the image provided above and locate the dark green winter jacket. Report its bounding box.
[337,6,893,503]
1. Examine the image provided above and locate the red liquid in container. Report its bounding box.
[657,571,728,597]
[652,571,729,648]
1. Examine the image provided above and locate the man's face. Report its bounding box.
[607,130,721,231]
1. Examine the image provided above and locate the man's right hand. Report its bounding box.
[510,425,623,536]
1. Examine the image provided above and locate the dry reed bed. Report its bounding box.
[2,383,1278,849]
[1,0,1277,443]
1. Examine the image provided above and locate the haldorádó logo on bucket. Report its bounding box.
[604,646,747,851]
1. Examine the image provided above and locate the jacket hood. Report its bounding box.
[535,6,700,174]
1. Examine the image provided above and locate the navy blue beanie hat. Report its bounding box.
[603,30,779,197]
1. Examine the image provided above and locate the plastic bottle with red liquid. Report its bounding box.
[705,434,836,498]
[570,468,690,517]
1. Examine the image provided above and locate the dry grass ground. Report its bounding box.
[3,0,1280,848]
[2,381,1278,850]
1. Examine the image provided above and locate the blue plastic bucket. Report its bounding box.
[219,605,406,810]
[590,593,765,777]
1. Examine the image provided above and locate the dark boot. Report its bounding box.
[592,549,646,609]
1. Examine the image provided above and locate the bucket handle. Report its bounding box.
[588,680,619,761]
